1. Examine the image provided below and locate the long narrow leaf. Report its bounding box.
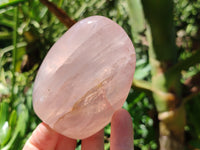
[0,0,26,9]
[0,102,10,146]
[127,0,145,43]
[11,6,18,102]
[0,102,9,128]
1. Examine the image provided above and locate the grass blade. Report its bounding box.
[0,0,26,9]
[11,6,18,102]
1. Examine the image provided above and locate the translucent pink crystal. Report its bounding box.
[33,16,136,139]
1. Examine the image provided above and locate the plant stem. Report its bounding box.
[11,6,18,102]
[132,79,152,92]
[39,0,76,28]
[132,79,175,103]
[140,1,185,148]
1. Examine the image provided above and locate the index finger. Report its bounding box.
[110,109,134,150]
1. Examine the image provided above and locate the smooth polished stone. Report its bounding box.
[33,16,136,139]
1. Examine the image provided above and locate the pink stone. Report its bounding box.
[33,16,136,139]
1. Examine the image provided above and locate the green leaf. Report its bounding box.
[0,16,14,27]
[0,0,26,9]
[0,32,12,40]
[75,144,81,150]
[129,92,145,109]
[127,0,145,42]
[104,124,111,135]
[9,110,17,129]
[0,102,9,128]
[0,42,27,58]
[0,83,9,95]
[134,64,151,80]
[134,58,151,80]
[16,104,29,136]
[0,121,11,147]
[0,102,10,146]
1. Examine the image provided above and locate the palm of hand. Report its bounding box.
[23,109,133,150]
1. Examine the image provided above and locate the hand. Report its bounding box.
[23,108,133,150]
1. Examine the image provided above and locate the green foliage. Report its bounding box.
[127,90,158,150]
[174,1,200,147]
[0,0,26,9]
[174,0,200,59]
[185,95,200,148]
[174,0,200,36]
[127,0,145,41]
[0,66,39,149]
[0,0,200,149]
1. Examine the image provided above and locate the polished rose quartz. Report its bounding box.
[33,16,136,139]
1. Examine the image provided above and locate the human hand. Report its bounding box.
[23,108,133,150]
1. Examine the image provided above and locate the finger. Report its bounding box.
[55,134,77,150]
[23,122,59,150]
[23,122,77,150]
[110,109,133,150]
[81,129,104,150]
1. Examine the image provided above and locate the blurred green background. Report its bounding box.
[0,0,200,149]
